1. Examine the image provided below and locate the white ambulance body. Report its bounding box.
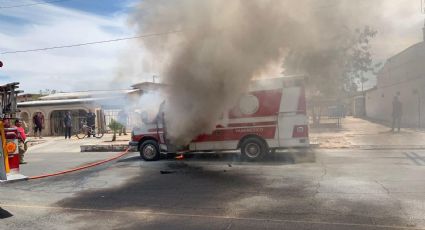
[130,76,309,161]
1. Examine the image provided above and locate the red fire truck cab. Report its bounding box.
[129,76,309,161]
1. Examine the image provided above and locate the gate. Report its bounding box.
[50,110,87,136]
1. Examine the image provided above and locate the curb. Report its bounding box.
[80,144,136,152]
[309,143,320,148]
[314,145,425,150]
[353,145,425,150]
[28,148,130,180]
[0,174,28,184]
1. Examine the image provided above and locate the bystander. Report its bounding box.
[32,112,44,139]
[391,96,403,133]
[63,111,72,139]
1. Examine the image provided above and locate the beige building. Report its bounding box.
[17,82,162,136]
[366,22,425,127]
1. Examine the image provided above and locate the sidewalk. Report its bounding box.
[310,116,425,149]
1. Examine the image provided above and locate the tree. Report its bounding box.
[345,27,382,94]
[283,26,381,125]
[108,119,123,141]
[39,89,58,95]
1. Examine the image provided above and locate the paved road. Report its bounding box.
[1,149,425,229]
[19,137,119,177]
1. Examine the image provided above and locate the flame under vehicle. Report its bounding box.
[129,76,309,161]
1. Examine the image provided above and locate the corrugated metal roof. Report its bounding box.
[39,89,137,100]
[18,97,107,107]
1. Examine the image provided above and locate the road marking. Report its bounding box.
[410,152,425,164]
[403,152,423,166]
[2,203,424,229]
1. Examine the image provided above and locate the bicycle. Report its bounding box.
[75,121,104,139]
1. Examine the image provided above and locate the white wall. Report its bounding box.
[366,42,425,127]
[18,104,97,136]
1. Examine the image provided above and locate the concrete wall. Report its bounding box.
[18,104,99,136]
[366,78,425,127]
[366,42,425,127]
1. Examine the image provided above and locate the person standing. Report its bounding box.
[391,96,403,133]
[86,110,96,137]
[14,119,27,164]
[33,112,44,139]
[63,111,72,139]
[118,110,128,136]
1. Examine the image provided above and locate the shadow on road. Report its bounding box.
[0,208,13,219]
[118,148,316,165]
[53,148,410,229]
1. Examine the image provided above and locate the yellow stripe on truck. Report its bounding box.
[0,121,10,173]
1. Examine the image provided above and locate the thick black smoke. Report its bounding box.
[129,0,379,145]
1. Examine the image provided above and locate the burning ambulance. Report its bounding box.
[129,76,309,161]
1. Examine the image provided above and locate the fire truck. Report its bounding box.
[129,76,309,161]
[0,82,26,181]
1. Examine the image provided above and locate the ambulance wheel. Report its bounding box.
[140,140,160,161]
[241,137,268,161]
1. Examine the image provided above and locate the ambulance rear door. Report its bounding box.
[278,79,309,148]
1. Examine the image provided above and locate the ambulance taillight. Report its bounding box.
[292,125,308,138]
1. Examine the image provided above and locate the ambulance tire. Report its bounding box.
[240,137,268,161]
[140,140,160,161]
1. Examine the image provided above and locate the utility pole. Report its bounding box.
[413,89,421,128]
[422,0,425,41]
[422,0,425,14]
[417,90,421,128]
[421,0,425,37]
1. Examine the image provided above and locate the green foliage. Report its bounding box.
[345,27,382,92]
[108,119,123,132]
[283,26,381,98]
[108,119,123,141]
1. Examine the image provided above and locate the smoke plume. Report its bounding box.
[129,0,381,145]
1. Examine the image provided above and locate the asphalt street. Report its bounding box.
[1,148,425,230]
[20,137,119,177]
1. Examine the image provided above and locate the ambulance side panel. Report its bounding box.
[277,86,309,148]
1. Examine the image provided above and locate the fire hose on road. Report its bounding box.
[28,148,130,180]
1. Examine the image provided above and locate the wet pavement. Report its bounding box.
[311,117,425,149]
[1,148,425,229]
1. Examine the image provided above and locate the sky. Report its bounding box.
[0,0,145,93]
[0,0,424,93]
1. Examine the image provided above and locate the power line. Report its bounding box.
[0,30,183,55]
[0,0,74,9]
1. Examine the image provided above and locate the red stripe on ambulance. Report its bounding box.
[193,126,276,142]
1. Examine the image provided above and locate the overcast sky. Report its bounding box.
[0,0,424,93]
